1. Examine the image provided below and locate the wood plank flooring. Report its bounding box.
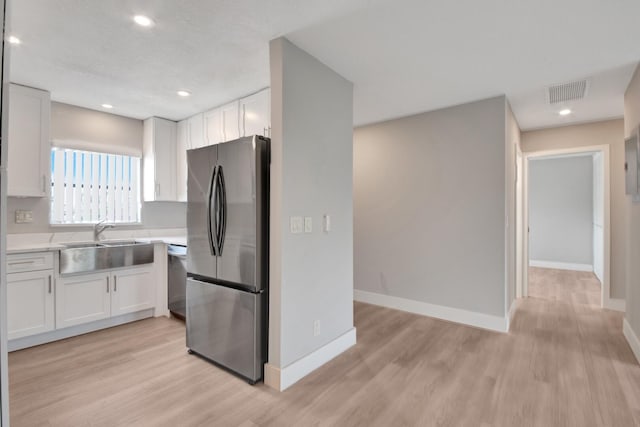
[9,267,640,426]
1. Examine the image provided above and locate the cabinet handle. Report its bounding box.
[114,276,117,292]
[42,175,46,193]
[106,276,110,293]
[48,275,52,294]
[155,182,160,198]
[8,260,35,266]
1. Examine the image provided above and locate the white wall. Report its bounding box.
[506,102,521,313]
[51,102,143,156]
[529,156,594,268]
[354,96,507,320]
[521,119,626,298]
[624,64,640,351]
[267,38,354,389]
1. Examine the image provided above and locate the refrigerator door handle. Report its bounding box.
[206,165,218,256]
[217,165,227,255]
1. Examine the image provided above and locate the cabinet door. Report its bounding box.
[111,267,155,316]
[204,108,224,145]
[7,84,51,197]
[240,89,270,138]
[221,101,240,142]
[7,270,55,340]
[143,117,178,201]
[154,118,177,201]
[56,273,111,329]
[176,120,189,202]
[188,113,205,149]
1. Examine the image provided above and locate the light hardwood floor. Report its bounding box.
[9,268,640,426]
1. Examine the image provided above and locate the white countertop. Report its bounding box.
[6,230,187,254]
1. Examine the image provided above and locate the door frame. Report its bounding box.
[519,144,611,309]
[0,0,10,424]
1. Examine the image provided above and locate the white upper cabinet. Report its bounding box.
[221,101,240,142]
[240,88,270,138]
[187,113,205,149]
[7,84,51,197]
[205,101,240,145]
[176,120,189,202]
[204,107,224,145]
[143,117,178,201]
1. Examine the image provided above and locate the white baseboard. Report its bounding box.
[264,327,357,391]
[604,298,626,312]
[529,260,593,272]
[8,309,154,351]
[354,290,508,333]
[623,318,640,364]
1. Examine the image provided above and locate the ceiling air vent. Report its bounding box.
[547,79,589,104]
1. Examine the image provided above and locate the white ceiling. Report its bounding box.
[8,0,640,129]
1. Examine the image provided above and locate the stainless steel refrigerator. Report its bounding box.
[186,135,269,384]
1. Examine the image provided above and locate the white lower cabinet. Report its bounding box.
[56,272,111,329]
[7,270,55,340]
[56,266,155,329]
[111,267,155,316]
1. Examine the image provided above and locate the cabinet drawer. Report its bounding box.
[7,252,54,273]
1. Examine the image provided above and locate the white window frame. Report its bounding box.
[50,147,142,225]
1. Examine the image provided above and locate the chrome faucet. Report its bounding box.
[94,219,115,241]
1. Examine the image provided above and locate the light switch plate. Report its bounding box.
[15,210,33,224]
[323,214,331,233]
[290,216,303,234]
[304,217,313,233]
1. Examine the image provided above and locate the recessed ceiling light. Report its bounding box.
[133,15,154,27]
[8,36,20,45]
[101,104,113,109]
[559,109,571,116]
[177,90,191,97]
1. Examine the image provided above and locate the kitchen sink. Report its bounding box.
[98,240,141,247]
[59,241,154,275]
[63,242,103,249]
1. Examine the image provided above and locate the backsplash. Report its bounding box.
[7,197,187,233]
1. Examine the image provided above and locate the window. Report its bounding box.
[50,148,141,224]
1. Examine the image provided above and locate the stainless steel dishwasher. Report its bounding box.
[168,244,187,319]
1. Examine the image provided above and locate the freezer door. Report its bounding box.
[186,278,264,382]
[187,145,218,278]
[215,136,269,292]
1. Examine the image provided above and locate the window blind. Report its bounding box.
[50,148,141,224]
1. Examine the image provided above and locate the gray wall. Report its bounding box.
[529,156,594,266]
[51,101,143,155]
[8,101,186,233]
[521,119,626,298]
[624,65,640,337]
[354,96,507,318]
[269,38,354,368]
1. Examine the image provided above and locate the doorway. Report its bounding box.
[519,145,610,308]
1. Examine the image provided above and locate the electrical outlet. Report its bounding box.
[15,210,33,224]
[313,320,321,337]
[290,216,303,234]
[304,217,313,233]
